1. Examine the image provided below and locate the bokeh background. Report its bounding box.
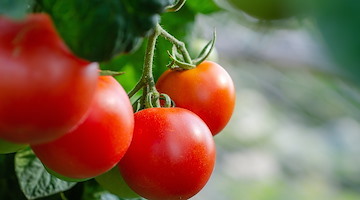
[189,1,360,199]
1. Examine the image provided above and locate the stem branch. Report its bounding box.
[157,24,192,64]
[127,25,162,108]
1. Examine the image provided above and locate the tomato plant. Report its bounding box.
[0,1,226,199]
[156,61,236,135]
[31,76,134,180]
[118,107,216,200]
[0,14,99,144]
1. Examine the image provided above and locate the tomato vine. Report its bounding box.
[128,19,216,111]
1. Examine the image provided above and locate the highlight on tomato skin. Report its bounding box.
[119,107,216,200]
[156,61,236,136]
[31,75,134,180]
[0,13,99,144]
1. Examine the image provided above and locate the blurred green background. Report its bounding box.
[188,0,360,199]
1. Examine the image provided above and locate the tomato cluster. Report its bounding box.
[0,13,235,200]
[0,14,99,145]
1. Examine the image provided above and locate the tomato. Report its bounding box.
[0,14,98,144]
[95,167,140,198]
[119,107,216,200]
[156,61,235,135]
[226,0,297,20]
[31,76,134,180]
[0,139,27,154]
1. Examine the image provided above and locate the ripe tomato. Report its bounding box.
[31,76,134,180]
[119,107,216,200]
[156,61,235,135]
[95,167,139,198]
[0,139,27,154]
[0,14,98,144]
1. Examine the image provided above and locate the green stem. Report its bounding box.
[142,26,160,94]
[127,25,188,109]
[127,25,161,108]
[157,24,193,64]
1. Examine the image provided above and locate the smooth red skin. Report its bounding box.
[156,61,236,135]
[31,76,134,179]
[0,14,99,144]
[119,107,216,200]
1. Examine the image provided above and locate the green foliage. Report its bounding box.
[0,139,27,154]
[95,167,139,198]
[81,180,144,200]
[225,0,300,20]
[14,148,77,199]
[0,154,28,200]
[35,0,175,62]
[186,0,220,14]
[36,0,140,61]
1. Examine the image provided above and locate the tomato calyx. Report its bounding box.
[164,27,216,71]
[192,31,216,65]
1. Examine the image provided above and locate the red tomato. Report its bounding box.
[31,76,134,179]
[119,107,216,200]
[0,14,98,144]
[156,61,235,135]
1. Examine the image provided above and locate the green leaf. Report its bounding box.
[0,0,33,19]
[185,0,221,14]
[36,0,128,61]
[14,148,77,200]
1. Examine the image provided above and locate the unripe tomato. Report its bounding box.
[31,76,134,180]
[119,107,216,200]
[156,61,235,135]
[95,167,140,198]
[0,14,98,144]
[0,139,27,154]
